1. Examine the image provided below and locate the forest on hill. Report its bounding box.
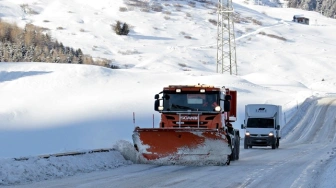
[0,20,112,67]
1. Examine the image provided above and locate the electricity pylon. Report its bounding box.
[216,0,237,75]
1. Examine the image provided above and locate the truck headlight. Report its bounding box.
[245,132,250,136]
[215,106,221,112]
[268,132,274,137]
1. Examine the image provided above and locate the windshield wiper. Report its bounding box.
[172,104,195,110]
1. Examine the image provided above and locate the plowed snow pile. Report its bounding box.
[0,151,132,186]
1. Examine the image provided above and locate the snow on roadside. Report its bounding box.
[0,150,132,186]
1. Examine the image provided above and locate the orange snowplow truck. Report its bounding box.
[132,84,240,165]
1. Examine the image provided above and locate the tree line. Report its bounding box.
[0,19,110,66]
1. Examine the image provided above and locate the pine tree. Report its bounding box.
[78,55,83,64]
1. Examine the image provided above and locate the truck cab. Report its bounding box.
[241,104,282,149]
[154,84,237,129]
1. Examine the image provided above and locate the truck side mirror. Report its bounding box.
[276,125,280,130]
[224,100,230,112]
[241,124,245,129]
[154,99,159,111]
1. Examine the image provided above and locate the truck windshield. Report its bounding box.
[247,118,274,128]
[163,93,218,112]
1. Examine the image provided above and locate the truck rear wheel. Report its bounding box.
[230,144,236,161]
[231,144,240,160]
[235,134,240,160]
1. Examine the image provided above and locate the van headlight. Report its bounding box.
[268,132,274,137]
[245,132,250,136]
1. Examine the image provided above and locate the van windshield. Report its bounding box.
[247,118,274,128]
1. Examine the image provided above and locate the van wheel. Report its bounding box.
[276,138,280,148]
[272,139,276,149]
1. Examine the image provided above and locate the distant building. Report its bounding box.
[293,15,309,25]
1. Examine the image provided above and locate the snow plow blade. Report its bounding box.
[132,128,232,165]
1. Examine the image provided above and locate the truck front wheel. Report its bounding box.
[226,155,231,165]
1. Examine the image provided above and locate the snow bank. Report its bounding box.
[0,150,132,186]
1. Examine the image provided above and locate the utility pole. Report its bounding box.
[216,0,237,75]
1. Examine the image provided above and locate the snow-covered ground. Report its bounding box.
[1,0,336,187]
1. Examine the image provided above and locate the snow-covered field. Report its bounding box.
[1,0,336,187]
